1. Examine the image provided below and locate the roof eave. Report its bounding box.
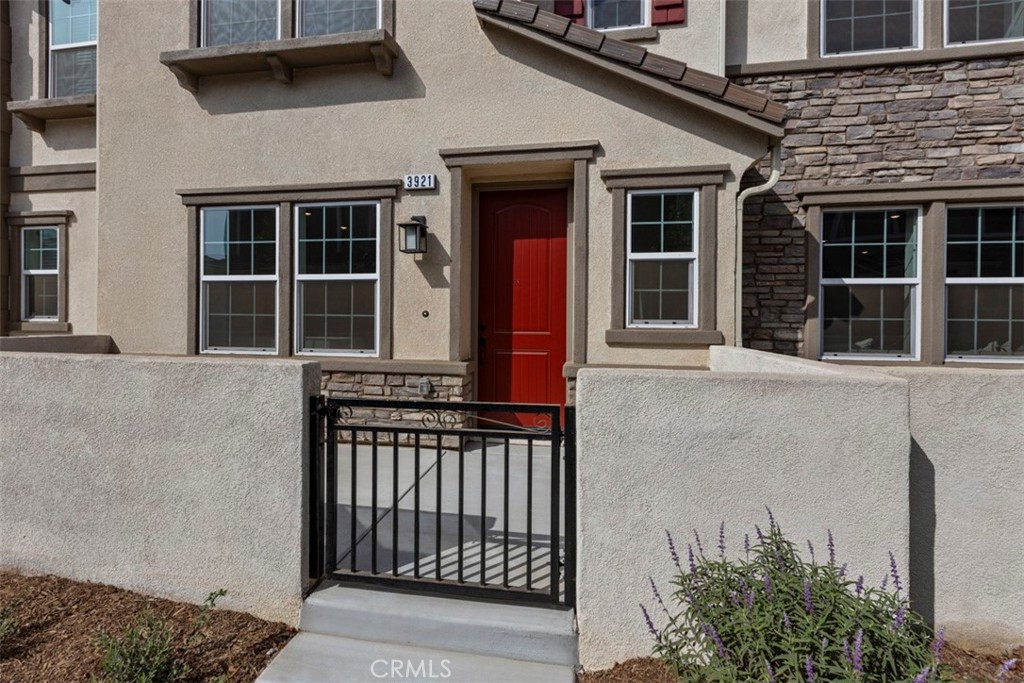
[476,12,786,140]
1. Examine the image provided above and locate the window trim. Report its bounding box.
[20,226,61,322]
[602,165,725,346]
[292,200,381,357]
[817,206,924,362]
[180,180,398,359]
[624,187,700,330]
[820,0,923,57]
[47,0,98,99]
[6,211,72,333]
[199,205,281,356]
[586,0,651,32]
[943,202,1024,363]
[942,0,1024,47]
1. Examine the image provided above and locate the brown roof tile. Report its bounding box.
[473,0,786,126]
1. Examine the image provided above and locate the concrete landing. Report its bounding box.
[256,632,575,683]
[257,584,578,683]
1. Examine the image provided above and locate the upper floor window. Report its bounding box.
[50,0,97,97]
[203,0,280,47]
[547,0,684,30]
[626,190,698,328]
[298,0,380,37]
[947,0,1024,45]
[822,0,918,55]
[945,206,1024,359]
[820,208,921,359]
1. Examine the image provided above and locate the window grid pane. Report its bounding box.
[821,284,915,355]
[821,209,919,279]
[204,0,279,46]
[300,0,379,36]
[629,259,692,324]
[824,0,917,54]
[948,0,1024,43]
[945,206,1024,359]
[25,274,60,320]
[50,0,97,46]
[296,202,379,355]
[201,207,278,353]
[590,0,645,29]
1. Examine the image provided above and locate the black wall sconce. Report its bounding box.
[398,216,428,254]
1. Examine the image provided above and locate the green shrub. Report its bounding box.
[643,515,944,682]
[93,589,227,683]
[0,598,22,646]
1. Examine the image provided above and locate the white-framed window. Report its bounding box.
[49,0,97,98]
[294,201,379,355]
[297,0,381,37]
[21,227,60,321]
[202,0,281,47]
[820,208,922,359]
[626,189,698,328]
[946,0,1024,45]
[821,0,920,55]
[588,0,648,30]
[945,205,1024,360]
[200,206,279,354]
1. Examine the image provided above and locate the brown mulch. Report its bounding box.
[578,648,1024,683]
[0,571,295,683]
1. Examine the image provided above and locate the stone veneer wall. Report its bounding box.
[320,370,473,402]
[734,55,1024,355]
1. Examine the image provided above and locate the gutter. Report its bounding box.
[734,142,782,346]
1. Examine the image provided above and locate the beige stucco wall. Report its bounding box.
[7,0,96,167]
[645,0,725,74]
[725,0,810,66]
[9,189,99,334]
[885,367,1024,652]
[0,352,319,625]
[93,0,769,361]
[574,357,911,669]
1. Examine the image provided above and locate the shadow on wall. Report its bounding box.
[191,53,427,116]
[483,29,758,159]
[909,438,936,626]
[0,335,118,354]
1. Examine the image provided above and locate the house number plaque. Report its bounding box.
[403,174,436,190]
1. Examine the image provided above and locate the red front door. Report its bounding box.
[478,189,568,422]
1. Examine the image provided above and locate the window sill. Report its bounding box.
[159,29,400,93]
[605,328,725,346]
[8,321,72,333]
[6,95,96,133]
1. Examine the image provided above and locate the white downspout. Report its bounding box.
[734,142,782,346]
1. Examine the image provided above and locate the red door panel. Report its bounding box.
[478,189,568,425]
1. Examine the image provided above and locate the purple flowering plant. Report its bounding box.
[645,515,946,682]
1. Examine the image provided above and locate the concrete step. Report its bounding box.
[257,632,575,683]
[299,584,578,667]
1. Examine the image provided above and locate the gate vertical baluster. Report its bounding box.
[414,434,421,579]
[435,437,443,581]
[480,438,488,585]
[526,437,533,591]
[371,431,379,574]
[503,437,510,588]
[458,435,465,583]
[309,396,323,579]
[564,406,577,607]
[392,437,399,576]
[549,408,562,602]
[324,405,337,577]
[350,429,357,572]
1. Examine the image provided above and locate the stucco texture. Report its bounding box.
[574,362,911,669]
[885,367,1024,651]
[94,0,769,359]
[0,353,319,625]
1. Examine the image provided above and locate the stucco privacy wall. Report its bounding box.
[574,358,911,669]
[0,353,319,625]
[885,367,1024,651]
[95,0,769,359]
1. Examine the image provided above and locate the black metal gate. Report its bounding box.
[309,397,576,606]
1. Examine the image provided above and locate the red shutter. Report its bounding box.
[553,0,587,25]
[651,0,686,25]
